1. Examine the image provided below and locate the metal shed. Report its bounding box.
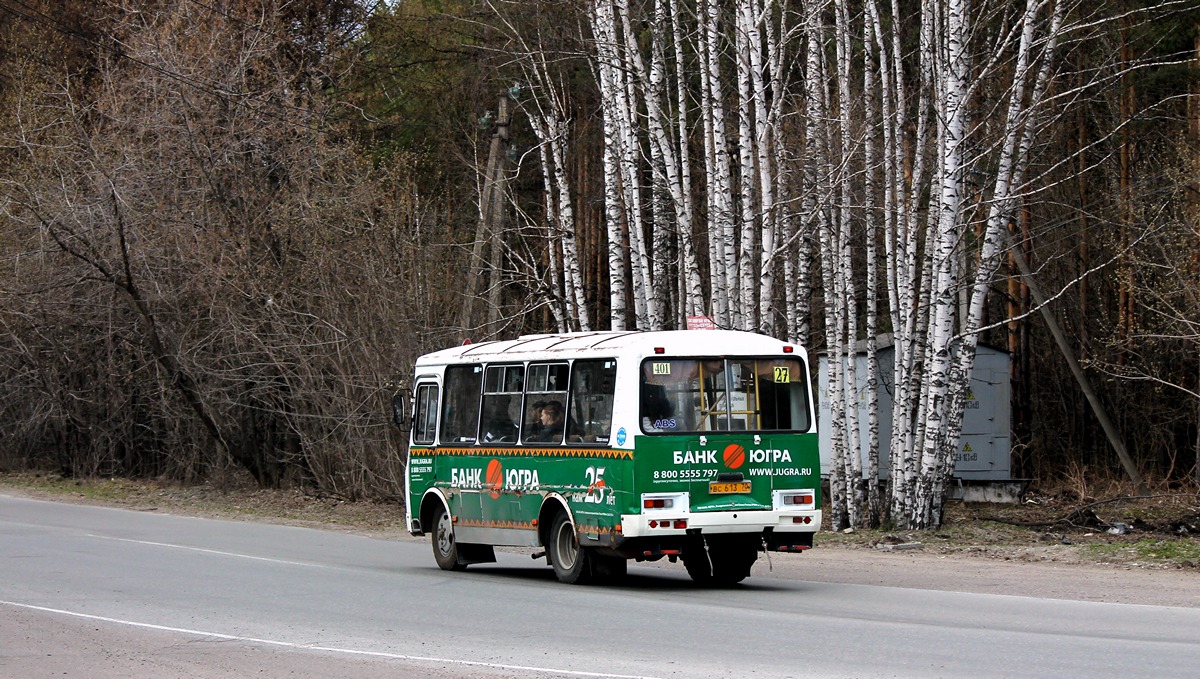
[817,335,1023,502]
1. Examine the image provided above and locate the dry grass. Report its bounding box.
[0,471,410,538]
[823,478,1200,569]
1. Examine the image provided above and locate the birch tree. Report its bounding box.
[896,0,1067,528]
[804,0,1073,529]
[489,3,593,332]
[510,0,1088,529]
[590,0,631,330]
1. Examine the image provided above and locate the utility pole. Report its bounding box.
[459,92,511,341]
[1005,230,1146,493]
[1192,26,1200,484]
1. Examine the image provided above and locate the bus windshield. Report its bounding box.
[639,357,810,433]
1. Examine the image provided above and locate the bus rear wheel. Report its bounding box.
[431,504,467,571]
[683,536,757,586]
[548,513,591,584]
[590,550,628,582]
[682,540,711,583]
[709,546,756,585]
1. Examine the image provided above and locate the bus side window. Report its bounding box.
[523,362,569,445]
[440,364,482,443]
[480,364,523,444]
[412,383,439,445]
[569,359,616,443]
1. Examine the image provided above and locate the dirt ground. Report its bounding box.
[2,473,1197,607]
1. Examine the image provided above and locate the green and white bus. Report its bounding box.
[398,329,821,585]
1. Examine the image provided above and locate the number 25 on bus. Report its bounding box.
[392,330,821,585]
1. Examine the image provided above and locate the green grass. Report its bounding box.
[1084,539,1200,565]
[0,472,147,501]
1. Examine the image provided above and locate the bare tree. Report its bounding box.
[0,1,421,497]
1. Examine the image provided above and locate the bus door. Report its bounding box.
[408,379,440,529]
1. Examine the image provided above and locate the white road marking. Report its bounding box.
[85,534,329,568]
[0,600,662,679]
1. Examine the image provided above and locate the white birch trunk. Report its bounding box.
[939,0,1063,515]
[546,114,592,332]
[609,0,653,329]
[735,0,759,332]
[702,0,738,328]
[591,0,629,330]
[662,0,705,321]
[667,0,705,318]
[832,0,863,527]
[534,125,569,332]
[641,0,687,328]
[888,0,937,525]
[803,0,850,530]
[754,0,783,336]
[863,0,884,525]
[698,0,727,324]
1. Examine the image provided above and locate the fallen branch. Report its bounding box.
[978,493,1200,529]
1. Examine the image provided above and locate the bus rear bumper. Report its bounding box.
[619,509,821,539]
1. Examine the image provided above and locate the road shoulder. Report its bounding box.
[764,546,1200,608]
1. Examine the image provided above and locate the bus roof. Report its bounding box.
[414,329,806,366]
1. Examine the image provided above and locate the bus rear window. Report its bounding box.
[640,358,810,433]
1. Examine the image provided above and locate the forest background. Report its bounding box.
[0,0,1197,530]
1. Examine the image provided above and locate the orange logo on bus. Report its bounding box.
[723,444,746,469]
[486,458,504,499]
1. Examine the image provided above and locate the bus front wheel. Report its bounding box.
[431,504,467,571]
[549,513,590,584]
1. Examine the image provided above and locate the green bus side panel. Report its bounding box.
[410,447,629,540]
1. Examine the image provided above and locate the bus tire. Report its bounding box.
[591,551,628,582]
[431,504,467,571]
[682,540,712,583]
[548,512,590,584]
[707,537,758,586]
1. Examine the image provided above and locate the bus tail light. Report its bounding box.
[648,519,688,529]
[642,492,690,514]
[774,489,816,510]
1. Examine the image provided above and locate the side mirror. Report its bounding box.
[391,390,412,432]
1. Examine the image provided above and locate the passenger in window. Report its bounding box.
[529,400,565,443]
[524,400,546,440]
[482,396,517,443]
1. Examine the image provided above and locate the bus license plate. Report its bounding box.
[709,481,751,494]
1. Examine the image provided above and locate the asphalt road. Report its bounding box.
[2,493,1198,678]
